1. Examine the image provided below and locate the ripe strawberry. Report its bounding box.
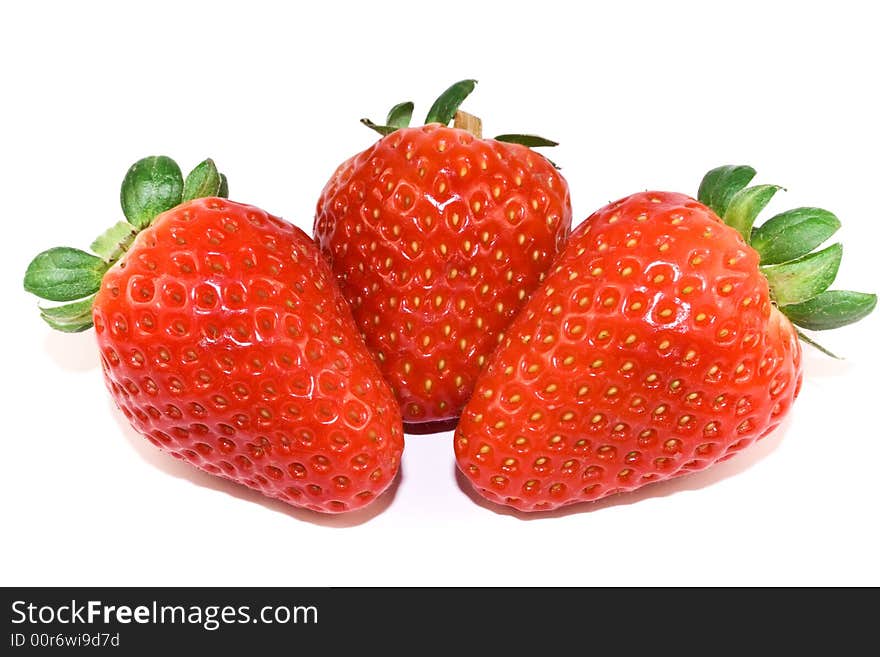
[315,80,572,427]
[455,166,875,511]
[24,157,403,513]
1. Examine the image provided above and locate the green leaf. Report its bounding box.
[750,207,841,265]
[120,155,183,229]
[386,102,414,129]
[782,290,877,330]
[697,165,756,217]
[183,158,222,201]
[795,328,842,359]
[425,79,477,125]
[494,134,559,148]
[360,118,397,136]
[723,184,783,241]
[218,173,229,198]
[761,243,842,306]
[90,221,137,262]
[23,247,107,302]
[39,295,95,333]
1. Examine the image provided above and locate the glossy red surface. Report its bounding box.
[455,192,803,511]
[92,198,404,513]
[315,125,572,423]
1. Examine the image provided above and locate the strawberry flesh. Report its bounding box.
[455,192,803,511]
[93,198,404,513]
[315,125,571,424]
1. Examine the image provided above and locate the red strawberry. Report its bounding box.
[24,157,403,513]
[455,165,875,511]
[315,80,571,427]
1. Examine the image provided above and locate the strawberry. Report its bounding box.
[455,165,875,511]
[315,80,572,427]
[24,157,403,513]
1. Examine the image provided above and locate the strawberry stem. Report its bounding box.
[453,110,483,138]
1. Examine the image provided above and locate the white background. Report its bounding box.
[2,1,878,586]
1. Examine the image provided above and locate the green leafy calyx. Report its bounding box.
[386,102,414,129]
[23,248,107,302]
[24,156,228,332]
[183,158,224,201]
[699,165,876,356]
[424,79,477,125]
[121,156,184,229]
[359,79,558,154]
